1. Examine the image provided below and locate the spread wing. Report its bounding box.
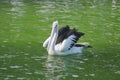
[56,26,84,52]
[56,25,70,44]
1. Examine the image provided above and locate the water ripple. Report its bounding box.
[0,67,7,70]
[0,54,18,59]
[115,71,120,74]
[10,65,22,69]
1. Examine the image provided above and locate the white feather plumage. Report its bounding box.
[43,21,90,55]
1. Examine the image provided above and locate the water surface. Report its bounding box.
[0,0,120,80]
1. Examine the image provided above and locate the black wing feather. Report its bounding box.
[56,25,70,44]
[56,25,85,49]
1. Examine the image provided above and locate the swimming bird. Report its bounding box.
[43,21,91,55]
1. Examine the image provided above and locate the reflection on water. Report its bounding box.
[45,56,66,80]
[44,55,85,80]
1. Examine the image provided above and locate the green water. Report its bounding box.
[0,0,120,80]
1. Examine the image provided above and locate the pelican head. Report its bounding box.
[52,21,58,29]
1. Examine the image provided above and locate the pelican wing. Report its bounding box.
[56,28,84,51]
[43,37,50,48]
[56,25,70,44]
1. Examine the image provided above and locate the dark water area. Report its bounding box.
[0,0,120,80]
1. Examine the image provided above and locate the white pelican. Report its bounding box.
[43,21,91,55]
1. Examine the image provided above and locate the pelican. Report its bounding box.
[43,21,91,55]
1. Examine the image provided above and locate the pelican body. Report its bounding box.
[43,21,91,55]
